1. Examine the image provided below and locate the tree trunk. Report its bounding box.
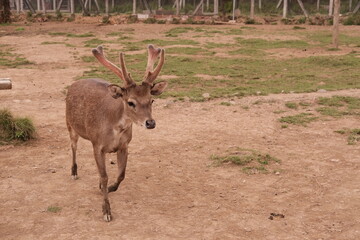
[132,0,136,14]
[259,0,261,10]
[41,0,46,13]
[329,0,334,16]
[250,0,254,19]
[353,1,360,13]
[214,0,218,14]
[349,0,352,11]
[317,0,320,11]
[105,0,109,15]
[283,0,288,18]
[296,0,308,17]
[176,0,179,15]
[0,0,12,23]
[332,0,340,48]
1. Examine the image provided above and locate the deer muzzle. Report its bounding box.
[145,119,156,129]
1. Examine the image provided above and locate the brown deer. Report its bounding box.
[65,45,167,221]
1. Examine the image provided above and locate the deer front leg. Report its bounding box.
[108,147,128,193]
[93,146,112,222]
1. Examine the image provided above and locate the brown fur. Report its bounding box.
[65,45,167,221]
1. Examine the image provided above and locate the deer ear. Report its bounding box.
[150,81,168,96]
[108,84,125,99]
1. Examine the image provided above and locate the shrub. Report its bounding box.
[0,109,35,143]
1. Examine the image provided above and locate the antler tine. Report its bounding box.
[119,53,134,86]
[143,45,165,84]
[92,46,134,87]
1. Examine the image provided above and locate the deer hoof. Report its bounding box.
[103,213,112,222]
[71,175,78,180]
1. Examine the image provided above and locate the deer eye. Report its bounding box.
[127,101,136,108]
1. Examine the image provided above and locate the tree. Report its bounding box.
[0,0,11,23]
[332,0,340,48]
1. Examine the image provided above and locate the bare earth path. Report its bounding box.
[0,23,359,239]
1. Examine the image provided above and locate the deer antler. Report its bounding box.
[92,46,135,87]
[143,45,165,85]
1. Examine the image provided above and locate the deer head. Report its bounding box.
[92,45,167,129]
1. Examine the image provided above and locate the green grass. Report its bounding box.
[166,47,214,56]
[211,148,280,174]
[279,113,318,126]
[317,96,360,116]
[220,102,231,106]
[47,206,62,213]
[335,128,360,145]
[316,107,347,117]
[0,47,33,68]
[78,27,360,101]
[235,38,309,50]
[41,41,63,45]
[15,27,25,31]
[84,38,108,48]
[48,32,67,36]
[66,33,94,38]
[285,102,298,109]
[0,109,35,144]
[307,32,360,46]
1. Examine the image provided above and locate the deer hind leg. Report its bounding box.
[67,124,79,180]
[93,145,112,222]
[108,147,128,193]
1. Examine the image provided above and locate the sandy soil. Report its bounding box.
[0,22,359,240]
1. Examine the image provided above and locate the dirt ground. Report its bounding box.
[0,22,360,240]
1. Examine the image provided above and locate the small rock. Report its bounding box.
[275,172,280,175]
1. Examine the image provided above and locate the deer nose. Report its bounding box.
[145,119,156,129]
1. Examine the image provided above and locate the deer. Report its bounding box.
[65,44,167,222]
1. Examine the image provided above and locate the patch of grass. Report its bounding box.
[307,32,360,46]
[335,128,360,145]
[226,28,243,35]
[299,101,311,107]
[279,113,318,126]
[66,33,94,38]
[229,48,266,57]
[142,38,200,46]
[0,109,35,144]
[81,55,95,63]
[15,27,25,31]
[316,107,346,117]
[317,96,360,116]
[83,38,108,48]
[285,102,298,109]
[274,110,287,114]
[165,27,194,36]
[166,47,214,56]
[235,37,309,50]
[41,41,63,45]
[318,96,360,108]
[220,102,231,106]
[211,148,280,174]
[348,129,360,145]
[47,206,62,213]
[48,32,68,36]
[293,26,306,30]
[0,47,33,68]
